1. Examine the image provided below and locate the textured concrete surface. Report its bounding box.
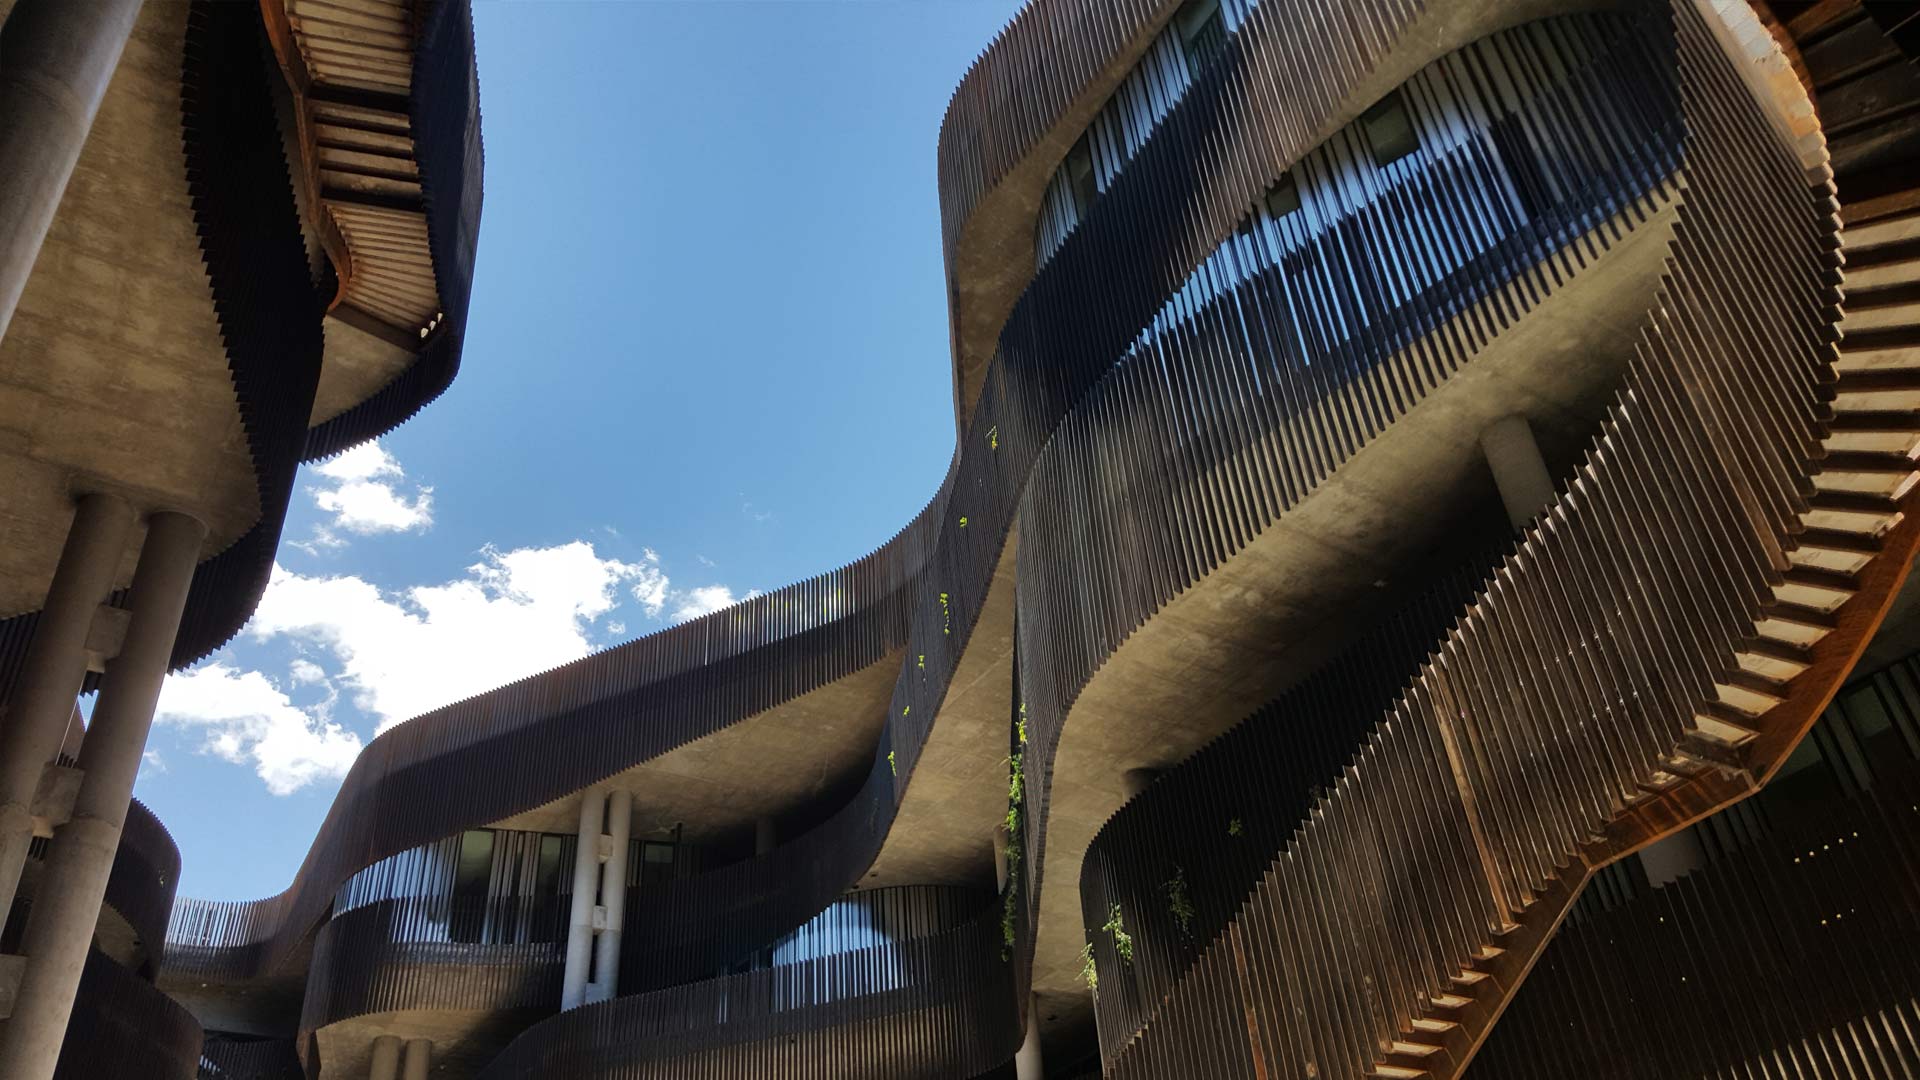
[0,1,255,618]
[487,651,901,846]
[310,312,414,428]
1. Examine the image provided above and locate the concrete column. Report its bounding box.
[0,492,133,931]
[1015,993,1045,1080]
[1121,768,1159,800]
[0,510,202,1080]
[0,0,147,344]
[367,1035,402,1080]
[589,788,631,1004]
[400,1037,431,1080]
[992,825,1010,891]
[1639,828,1709,889]
[560,789,605,1010]
[754,815,775,857]
[1480,414,1556,528]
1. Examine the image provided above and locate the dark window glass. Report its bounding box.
[639,840,677,888]
[1360,91,1419,167]
[1065,133,1097,217]
[450,829,494,942]
[1177,0,1227,78]
[1263,171,1301,219]
[534,835,564,941]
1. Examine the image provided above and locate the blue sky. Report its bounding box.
[135,0,1023,902]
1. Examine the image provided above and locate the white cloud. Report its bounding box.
[314,443,401,483]
[671,584,755,622]
[156,663,363,795]
[630,549,669,618]
[302,441,433,548]
[248,541,652,733]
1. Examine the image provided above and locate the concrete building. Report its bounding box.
[3,0,1917,1076]
[0,0,482,1077]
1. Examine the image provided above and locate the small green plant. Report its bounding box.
[939,592,951,635]
[1007,752,1024,805]
[1080,941,1098,992]
[901,705,910,717]
[1103,904,1134,964]
[917,653,924,670]
[888,751,897,776]
[959,516,969,528]
[1164,865,1195,937]
[1001,890,1018,957]
[987,425,999,451]
[1228,817,1244,837]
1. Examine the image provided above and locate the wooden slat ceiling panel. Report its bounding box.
[282,0,440,335]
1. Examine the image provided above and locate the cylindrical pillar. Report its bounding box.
[590,788,631,1003]
[1480,414,1556,528]
[1121,768,1158,800]
[0,510,203,1080]
[1015,993,1045,1079]
[368,1035,402,1080]
[0,0,147,343]
[992,824,1010,892]
[754,815,775,857]
[400,1037,431,1080]
[560,789,605,1009]
[0,492,133,930]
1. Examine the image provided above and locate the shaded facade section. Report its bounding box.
[1472,759,1920,1079]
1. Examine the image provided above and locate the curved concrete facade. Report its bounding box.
[119,0,1920,1077]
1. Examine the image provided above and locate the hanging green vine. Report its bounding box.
[1000,714,1030,960]
[1080,941,1098,992]
[887,750,897,776]
[1163,865,1195,937]
[1228,817,1244,837]
[1103,903,1134,964]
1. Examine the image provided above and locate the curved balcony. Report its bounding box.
[300,896,564,1075]
[52,948,201,1080]
[297,878,990,1074]
[476,887,1011,1079]
[17,796,180,980]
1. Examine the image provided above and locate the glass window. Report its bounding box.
[450,829,494,942]
[1360,91,1419,167]
[1264,171,1301,219]
[639,840,678,887]
[1065,133,1097,217]
[1177,0,1227,78]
